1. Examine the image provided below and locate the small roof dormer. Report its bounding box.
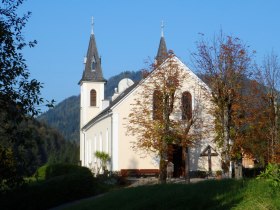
[79,17,106,84]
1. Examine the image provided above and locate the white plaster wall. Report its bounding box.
[83,116,111,171]
[80,81,105,166]
[81,57,222,172]
[112,57,221,171]
[80,81,105,127]
[112,113,119,170]
[113,92,159,170]
[175,59,221,171]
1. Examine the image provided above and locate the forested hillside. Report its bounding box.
[39,96,80,142]
[0,117,79,176]
[39,71,142,142]
[27,119,79,171]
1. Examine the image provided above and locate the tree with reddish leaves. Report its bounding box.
[192,32,255,177]
[126,53,208,183]
[235,52,280,166]
[231,79,267,166]
[255,52,280,164]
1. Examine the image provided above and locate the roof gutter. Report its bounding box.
[82,109,113,131]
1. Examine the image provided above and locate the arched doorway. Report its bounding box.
[168,144,185,177]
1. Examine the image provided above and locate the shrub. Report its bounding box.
[96,171,129,186]
[189,170,208,178]
[0,164,101,210]
[34,163,88,181]
[33,169,96,208]
[257,163,280,188]
[34,164,48,180]
[45,163,88,180]
[242,167,264,178]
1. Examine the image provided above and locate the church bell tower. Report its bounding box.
[79,18,106,165]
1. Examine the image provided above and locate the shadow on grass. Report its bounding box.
[63,179,245,210]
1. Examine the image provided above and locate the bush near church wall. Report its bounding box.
[0,164,102,210]
[242,167,264,178]
[189,171,208,178]
[189,168,264,179]
[35,163,89,180]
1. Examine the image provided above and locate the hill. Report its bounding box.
[38,71,142,142]
[38,95,80,142]
[0,116,79,176]
[26,119,80,170]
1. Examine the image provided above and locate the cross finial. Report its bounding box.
[161,20,164,37]
[91,16,94,35]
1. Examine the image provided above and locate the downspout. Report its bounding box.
[82,129,86,166]
[110,114,113,172]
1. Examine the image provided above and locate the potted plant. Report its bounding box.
[94,151,110,175]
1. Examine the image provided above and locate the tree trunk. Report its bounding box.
[224,101,232,178]
[183,146,190,184]
[159,94,172,184]
[159,145,168,184]
[275,100,279,160]
[271,99,278,163]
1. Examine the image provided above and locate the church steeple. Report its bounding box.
[80,18,105,83]
[155,21,168,65]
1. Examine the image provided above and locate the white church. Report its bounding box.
[79,22,222,177]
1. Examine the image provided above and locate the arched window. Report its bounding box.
[182,91,192,120]
[153,90,163,120]
[90,89,97,106]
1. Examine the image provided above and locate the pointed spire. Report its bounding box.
[79,18,106,84]
[156,21,168,65]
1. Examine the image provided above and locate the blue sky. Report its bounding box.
[19,0,280,108]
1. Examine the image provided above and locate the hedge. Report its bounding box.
[0,164,100,210]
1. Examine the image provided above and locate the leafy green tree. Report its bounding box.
[0,146,21,191]
[0,0,45,118]
[0,0,53,190]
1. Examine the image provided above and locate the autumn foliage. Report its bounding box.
[193,32,280,172]
[126,53,210,183]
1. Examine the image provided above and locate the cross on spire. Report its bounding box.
[91,16,94,35]
[161,20,164,37]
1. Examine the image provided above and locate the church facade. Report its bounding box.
[79,25,222,177]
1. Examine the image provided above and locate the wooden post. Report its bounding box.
[200,145,218,176]
[207,146,212,173]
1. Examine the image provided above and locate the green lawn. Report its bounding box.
[62,179,280,210]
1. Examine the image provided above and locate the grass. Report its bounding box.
[62,179,280,210]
